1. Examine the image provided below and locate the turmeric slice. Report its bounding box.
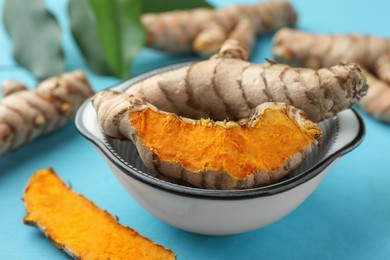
[93,91,322,190]
[23,168,175,260]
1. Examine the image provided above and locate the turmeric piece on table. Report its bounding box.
[273,28,390,82]
[359,69,390,122]
[143,1,297,57]
[23,168,175,259]
[0,71,93,156]
[272,28,390,122]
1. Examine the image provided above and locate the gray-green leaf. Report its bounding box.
[3,0,64,80]
[142,0,213,13]
[68,0,112,76]
[88,0,145,79]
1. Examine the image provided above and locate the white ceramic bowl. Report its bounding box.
[75,63,365,236]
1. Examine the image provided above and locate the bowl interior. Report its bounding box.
[75,62,365,199]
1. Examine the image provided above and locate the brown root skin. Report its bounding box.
[273,28,390,122]
[143,1,297,56]
[374,54,390,85]
[193,21,227,56]
[0,71,93,156]
[1,80,28,97]
[211,39,249,60]
[273,28,390,74]
[225,18,256,59]
[126,58,368,123]
[359,69,390,122]
[93,90,322,190]
[24,168,175,259]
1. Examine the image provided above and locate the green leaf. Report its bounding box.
[68,0,112,76]
[142,0,213,13]
[88,0,145,79]
[3,0,64,80]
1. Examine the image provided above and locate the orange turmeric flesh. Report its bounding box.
[130,108,317,179]
[24,168,175,260]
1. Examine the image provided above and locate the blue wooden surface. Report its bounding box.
[1,0,390,259]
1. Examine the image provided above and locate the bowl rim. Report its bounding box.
[75,63,366,200]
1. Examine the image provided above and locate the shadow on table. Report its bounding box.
[0,124,80,175]
[26,228,69,260]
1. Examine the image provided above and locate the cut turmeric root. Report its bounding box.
[93,91,322,190]
[23,168,175,259]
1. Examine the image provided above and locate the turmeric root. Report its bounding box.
[217,17,256,60]
[93,90,322,189]
[0,71,93,156]
[211,39,249,60]
[24,168,175,259]
[272,28,390,122]
[273,28,390,79]
[126,56,367,122]
[374,55,390,85]
[359,69,390,122]
[1,80,28,97]
[142,1,297,56]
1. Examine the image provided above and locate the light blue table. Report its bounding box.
[1,0,390,259]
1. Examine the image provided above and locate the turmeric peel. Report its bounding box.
[93,91,322,189]
[24,168,175,259]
